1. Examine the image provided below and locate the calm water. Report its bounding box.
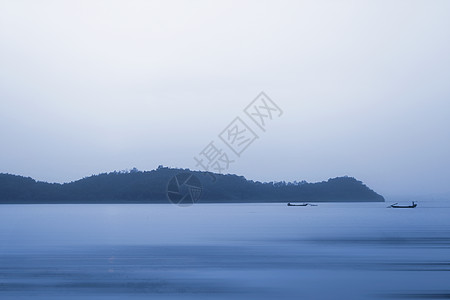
[1,201,449,299]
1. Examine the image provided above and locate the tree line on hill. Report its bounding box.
[0,166,384,204]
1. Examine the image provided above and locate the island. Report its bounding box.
[0,166,384,204]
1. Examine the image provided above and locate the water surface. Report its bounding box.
[1,202,449,299]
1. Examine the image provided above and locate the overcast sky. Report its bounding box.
[1,0,449,198]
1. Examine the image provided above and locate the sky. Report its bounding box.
[1,0,449,198]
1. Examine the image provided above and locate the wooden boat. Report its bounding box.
[389,201,417,208]
[287,203,309,206]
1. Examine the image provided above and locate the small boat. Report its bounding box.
[388,201,417,208]
[287,203,309,206]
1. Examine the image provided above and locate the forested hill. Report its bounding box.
[0,167,384,204]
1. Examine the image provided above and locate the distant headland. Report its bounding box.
[0,166,384,204]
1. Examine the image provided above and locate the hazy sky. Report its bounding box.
[1,0,449,198]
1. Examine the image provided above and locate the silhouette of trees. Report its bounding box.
[0,169,384,204]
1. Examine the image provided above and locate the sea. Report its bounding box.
[0,201,449,299]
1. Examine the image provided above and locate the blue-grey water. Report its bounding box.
[1,202,449,299]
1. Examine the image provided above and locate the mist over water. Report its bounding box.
[1,201,449,299]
